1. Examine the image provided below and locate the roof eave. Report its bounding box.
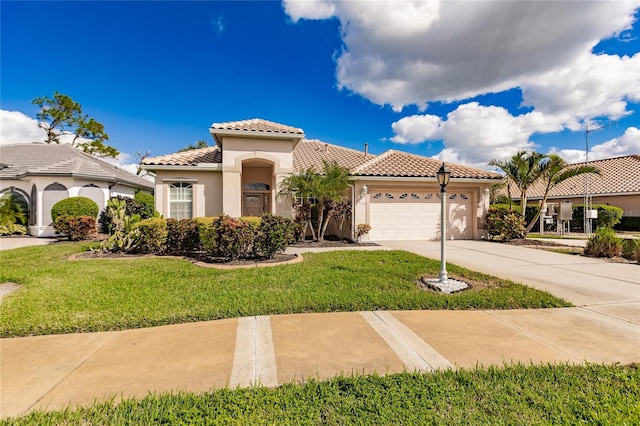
[209,128,305,149]
[140,164,223,172]
[350,176,503,183]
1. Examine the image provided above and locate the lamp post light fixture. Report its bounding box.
[437,162,451,282]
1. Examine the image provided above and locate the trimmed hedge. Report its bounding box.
[137,218,167,254]
[165,219,201,255]
[572,204,623,231]
[255,214,296,259]
[615,216,640,232]
[51,197,99,220]
[53,215,96,241]
[134,192,156,219]
[485,207,525,241]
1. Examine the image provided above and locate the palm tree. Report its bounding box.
[524,154,600,234]
[278,168,319,240]
[489,151,546,219]
[316,161,351,240]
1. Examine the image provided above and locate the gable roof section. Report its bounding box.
[142,146,221,166]
[525,155,640,199]
[0,143,153,190]
[210,118,305,148]
[353,150,502,180]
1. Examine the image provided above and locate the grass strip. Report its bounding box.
[0,243,569,337]
[3,363,638,425]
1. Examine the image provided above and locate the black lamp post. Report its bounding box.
[437,162,451,282]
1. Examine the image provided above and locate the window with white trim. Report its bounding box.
[169,183,193,219]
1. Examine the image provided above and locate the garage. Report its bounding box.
[368,190,473,241]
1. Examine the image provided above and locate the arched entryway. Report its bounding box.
[42,183,68,226]
[241,160,274,217]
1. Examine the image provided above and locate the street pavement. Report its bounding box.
[1,240,638,419]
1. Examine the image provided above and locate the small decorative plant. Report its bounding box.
[356,223,372,243]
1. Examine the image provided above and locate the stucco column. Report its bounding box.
[222,171,242,217]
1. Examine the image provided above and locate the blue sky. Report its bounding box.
[1,1,639,172]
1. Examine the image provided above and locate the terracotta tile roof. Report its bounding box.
[210,118,304,136]
[293,139,375,173]
[0,143,153,190]
[353,150,503,179]
[142,146,221,166]
[526,155,640,199]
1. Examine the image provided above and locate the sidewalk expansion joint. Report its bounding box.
[360,311,452,372]
[230,316,278,388]
[484,311,579,362]
[577,305,640,326]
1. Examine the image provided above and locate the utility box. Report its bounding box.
[586,209,598,219]
[559,201,573,221]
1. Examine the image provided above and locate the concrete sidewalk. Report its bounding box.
[1,240,639,419]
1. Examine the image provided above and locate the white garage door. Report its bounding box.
[369,190,472,241]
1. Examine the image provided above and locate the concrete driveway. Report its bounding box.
[381,239,640,322]
[0,237,55,251]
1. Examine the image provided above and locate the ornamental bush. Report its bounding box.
[0,224,28,236]
[51,197,99,220]
[572,204,624,231]
[584,227,623,258]
[137,218,168,254]
[485,207,525,241]
[200,215,256,261]
[621,238,640,262]
[53,215,96,241]
[255,214,296,259]
[134,192,156,219]
[165,219,201,255]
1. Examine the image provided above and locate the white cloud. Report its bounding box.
[285,1,640,167]
[285,0,639,111]
[392,103,568,167]
[0,110,45,144]
[550,127,640,163]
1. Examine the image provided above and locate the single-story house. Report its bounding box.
[141,119,502,241]
[0,143,154,237]
[518,155,640,217]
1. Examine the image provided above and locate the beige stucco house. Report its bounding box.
[521,155,640,218]
[142,119,502,241]
[0,143,153,237]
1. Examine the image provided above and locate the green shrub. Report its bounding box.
[621,238,640,262]
[134,192,156,219]
[485,207,525,241]
[165,219,201,255]
[490,204,539,232]
[51,197,99,220]
[200,215,256,261]
[100,199,141,253]
[101,196,148,233]
[0,193,28,226]
[615,216,640,232]
[584,227,623,258]
[255,214,295,259]
[0,223,28,236]
[53,215,96,241]
[137,218,168,254]
[572,204,624,232]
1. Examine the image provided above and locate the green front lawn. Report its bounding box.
[0,243,569,337]
[4,363,638,425]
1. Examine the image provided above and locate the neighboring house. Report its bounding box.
[142,119,502,241]
[0,143,154,237]
[516,155,640,218]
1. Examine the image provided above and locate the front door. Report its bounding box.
[243,193,269,217]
